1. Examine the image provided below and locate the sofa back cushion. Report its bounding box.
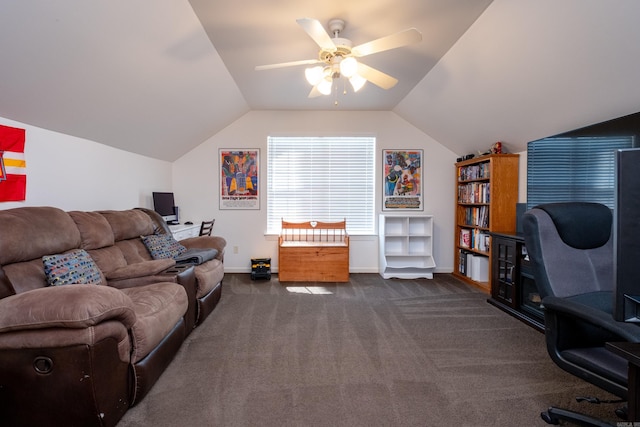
[100,210,155,241]
[3,259,49,294]
[0,207,81,265]
[68,211,115,250]
[87,246,128,276]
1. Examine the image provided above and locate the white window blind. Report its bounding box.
[527,136,634,209]
[267,136,375,235]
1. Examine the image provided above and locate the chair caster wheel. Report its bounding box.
[614,406,628,420]
[541,410,559,425]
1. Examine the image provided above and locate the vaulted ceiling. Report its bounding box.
[0,1,639,162]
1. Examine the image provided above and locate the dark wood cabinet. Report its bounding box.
[488,232,544,332]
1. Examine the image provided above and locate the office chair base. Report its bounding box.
[541,406,616,426]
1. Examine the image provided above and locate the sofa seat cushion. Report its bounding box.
[120,283,187,363]
[193,259,225,299]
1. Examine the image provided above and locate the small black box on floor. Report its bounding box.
[251,257,271,280]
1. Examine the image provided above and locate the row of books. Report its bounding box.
[461,206,489,228]
[458,162,490,181]
[459,228,490,252]
[458,250,489,282]
[457,182,490,204]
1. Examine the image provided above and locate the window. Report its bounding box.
[527,136,634,209]
[267,136,375,235]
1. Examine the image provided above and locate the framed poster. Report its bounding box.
[219,149,259,210]
[382,149,423,210]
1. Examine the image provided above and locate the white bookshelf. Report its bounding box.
[379,214,436,279]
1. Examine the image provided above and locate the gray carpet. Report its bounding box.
[118,273,622,426]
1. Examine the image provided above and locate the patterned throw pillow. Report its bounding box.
[42,249,103,286]
[141,233,187,260]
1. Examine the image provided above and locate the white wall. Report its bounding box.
[173,110,459,273]
[0,113,527,276]
[518,150,527,203]
[0,117,172,211]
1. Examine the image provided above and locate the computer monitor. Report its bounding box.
[152,192,178,224]
[613,147,640,322]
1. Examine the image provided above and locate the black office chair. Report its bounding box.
[199,220,215,236]
[523,202,640,426]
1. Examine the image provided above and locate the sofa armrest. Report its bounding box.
[0,285,136,333]
[180,235,227,260]
[105,258,175,280]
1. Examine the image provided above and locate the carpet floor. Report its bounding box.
[117,273,623,426]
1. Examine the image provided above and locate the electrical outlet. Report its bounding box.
[233,246,239,254]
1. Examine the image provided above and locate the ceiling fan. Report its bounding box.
[255,18,422,98]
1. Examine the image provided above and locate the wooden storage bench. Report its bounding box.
[278,220,349,282]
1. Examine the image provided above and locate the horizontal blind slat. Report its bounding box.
[267,136,375,234]
[527,136,634,209]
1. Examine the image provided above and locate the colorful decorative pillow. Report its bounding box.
[141,233,187,260]
[42,249,104,286]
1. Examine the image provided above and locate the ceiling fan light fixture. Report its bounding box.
[317,77,333,95]
[349,74,367,92]
[340,57,358,78]
[305,66,324,86]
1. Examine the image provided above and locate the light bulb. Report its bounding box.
[317,77,332,95]
[349,74,366,92]
[340,57,358,78]
[305,66,324,85]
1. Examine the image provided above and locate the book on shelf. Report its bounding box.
[466,252,474,278]
[458,162,490,181]
[458,250,468,275]
[472,230,491,252]
[463,206,489,228]
[457,182,491,204]
[471,255,489,282]
[460,229,471,248]
[459,228,490,252]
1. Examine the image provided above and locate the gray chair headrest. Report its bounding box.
[537,202,611,249]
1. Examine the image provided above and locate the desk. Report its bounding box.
[168,223,200,241]
[606,341,640,421]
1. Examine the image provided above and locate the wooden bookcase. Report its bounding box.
[453,154,519,292]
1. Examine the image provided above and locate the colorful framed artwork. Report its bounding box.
[382,149,423,210]
[219,149,259,210]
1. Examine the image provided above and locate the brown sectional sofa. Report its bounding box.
[0,206,226,426]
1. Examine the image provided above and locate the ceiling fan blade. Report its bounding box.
[351,28,422,57]
[357,62,398,90]
[296,18,336,52]
[308,86,323,98]
[255,59,321,71]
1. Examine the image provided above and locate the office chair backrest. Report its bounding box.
[523,202,613,300]
[199,220,214,236]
